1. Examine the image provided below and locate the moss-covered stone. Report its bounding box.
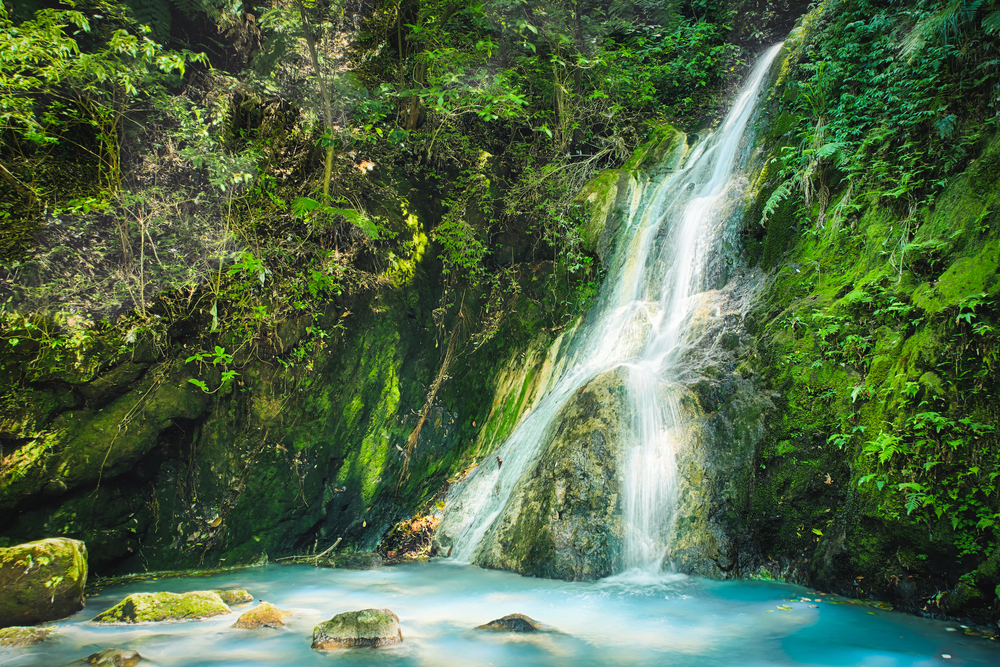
[214,589,253,606]
[471,368,629,580]
[0,625,52,646]
[0,538,87,628]
[231,601,289,629]
[77,648,142,667]
[476,613,542,632]
[92,591,230,623]
[311,608,402,649]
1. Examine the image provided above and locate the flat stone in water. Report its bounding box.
[477,613,543,632]
[0,625,53,646]
[232,601,289,629]
[92,591,230,623]
[312,608,402,649]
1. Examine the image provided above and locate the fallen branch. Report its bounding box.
[275,537,342,566]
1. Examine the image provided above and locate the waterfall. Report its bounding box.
[439,44,784,572]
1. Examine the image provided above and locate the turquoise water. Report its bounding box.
[3,561,997,666]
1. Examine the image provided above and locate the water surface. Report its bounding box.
[3,561,997,666]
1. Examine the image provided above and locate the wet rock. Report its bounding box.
[92,591,230,623]
[80,648,142,666]
[232,601,289,629]
[311,608,402,649]
[325,552,383,570]
[464,368,629,580]
[0,625,53,646]
[0,538,88,628]
[214,589,254,606]
[476,613,542,632]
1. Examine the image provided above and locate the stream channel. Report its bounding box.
[3,561,998,666]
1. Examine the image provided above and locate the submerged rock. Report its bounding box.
[476,613,542,632]
[214,589,254,606]
[92,591,230,623]
[311,608,402,649]
[80,648,142,666]
[467,368,629,580]
[0,538,88,628]
[324,552,383,570]
[231,601,289,629]
[0,625,53,646]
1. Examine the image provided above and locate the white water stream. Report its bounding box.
[439,44,785,571]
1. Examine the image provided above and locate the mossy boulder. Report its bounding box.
[92,591,230,623]
[77,648,142,666]
[232,601,289,629]
[0,625,52,646]
[0,538,88,628]
[472,368,628,580]
[214,589,253,606]
[311,608,402,649]
[476,613,542,632]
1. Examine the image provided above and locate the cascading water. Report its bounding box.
[439,43,784,572]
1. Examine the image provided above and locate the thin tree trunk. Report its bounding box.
[295,0,336,198]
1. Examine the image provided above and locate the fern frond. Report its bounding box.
[760,178,793,226]
[984,10,1000,34]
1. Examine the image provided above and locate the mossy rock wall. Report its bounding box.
[696,16,1000,626]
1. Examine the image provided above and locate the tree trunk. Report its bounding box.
[295,0,336,198]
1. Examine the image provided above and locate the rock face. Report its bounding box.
[232,601,289,629]
[92,591,230,623]
[0,538,88,628]
[476,613,542,632]
[214,589,253,606]
[0,626,52,646]
[473,369,629,580]
[311,608,402,649]
[81,648,142,666]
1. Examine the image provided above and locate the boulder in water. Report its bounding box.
[214,589,254,606]
[471,368,629,580]
[0,625,53,646]
[92,591,230,623]
[232,601,289,629]
[476,613,542,632]
[311,608,402,649]
[79,648,142,666]
[0,538,88,628]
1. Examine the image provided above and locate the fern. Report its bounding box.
[760,178,793,226]
[985,10,1000,34]
[292,197,380,240]
[126,0,172,39]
